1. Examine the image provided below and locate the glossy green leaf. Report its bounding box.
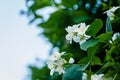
[80,39,99,51]
[86,19,103,37]
[62,65,82,80]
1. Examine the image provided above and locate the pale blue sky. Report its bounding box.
[0,0,51,80]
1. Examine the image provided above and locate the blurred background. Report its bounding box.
[0,0,52,80]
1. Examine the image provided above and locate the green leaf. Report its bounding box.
[30,0,51,12]
[106,17,112,32]
[96,62,115,74]
[72,11,89,23]
[88,43,102,59]
[80,39,99,51]
[62,0,79,8]
[91,56,101,65]
[73,16,90,23]
[111,17,120,23]
[86,19,103,37]
[62,65,82,80]
[78,57,90,65]
[96,32,113,42]
[105,50,113,61]
[62,53,73,62]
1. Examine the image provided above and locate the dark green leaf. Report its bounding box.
[111,17,120,23]
[80,39,99,51]
[72,11,89,23]
[91,56,101,65]
[96,62,115,74]
[86,19,103,37]
[78,57,90,65]
[62,0,79,8]
[73,16,90,23]
[96,32,113,42]
[88,43,102,59]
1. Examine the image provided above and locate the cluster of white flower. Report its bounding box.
[91,74,104,80]
[104,6,120,20]
[82,73,105,80]
[109,32,120,43]
[47,52,74,75]
[82,73,114,80]
[65,23,91,45]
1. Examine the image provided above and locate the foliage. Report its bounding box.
[24,0,120,80]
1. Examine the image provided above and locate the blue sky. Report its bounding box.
[0,0,51,80]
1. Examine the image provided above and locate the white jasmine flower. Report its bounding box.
[69,58,75,63]
[91,74,104,80]
[82,73,87,80]
[104,6,120,20]
[47,52,67,75]
[77,23,89,34]
[112,32,120,41]
[65,25,79,43]
[47,52,75,75]
[73,33,91,45]
[65,23,91,45]
[109,32,120,43]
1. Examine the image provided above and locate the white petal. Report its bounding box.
[55,65,65,75]
[73,36,80,43]
[112,32,120,41]
[69,58,75,63]
[110,6,120,12]
[66,33,73,41]
[79,39,86,45]
[50,69,55,76]
[91,74,104,80]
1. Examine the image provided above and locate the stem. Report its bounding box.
[113,73,117,80]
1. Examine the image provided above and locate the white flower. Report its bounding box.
[47,52,67,75]
[104,6,120,20]
[69,58,75,63]
[112,32,120,41]
[82,73,87,80]
[65,23,91,45]
[65,25,79,43]
[77,23,89,34]
[109,32,120,43]
[91,74,104,80]
[47,52,75,75]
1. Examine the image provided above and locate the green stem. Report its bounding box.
[113,73,117,80]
